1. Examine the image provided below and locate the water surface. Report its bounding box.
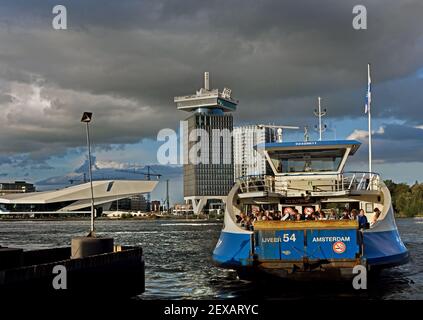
[0,218,421,299]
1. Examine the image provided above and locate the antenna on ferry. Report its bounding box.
[276,128,283,143]
[257,124,300,142]
[304,126,310,142]
[330,124,337,140]
[314,97,327,141]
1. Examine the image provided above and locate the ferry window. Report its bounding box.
[106,181,114,192]
[269,148,345,173]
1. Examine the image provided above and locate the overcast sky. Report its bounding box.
[1,0,423,189]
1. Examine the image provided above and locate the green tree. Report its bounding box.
[409,183,423,216]
[384,179,423,217]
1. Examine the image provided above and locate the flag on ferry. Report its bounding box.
[365,63,371,114]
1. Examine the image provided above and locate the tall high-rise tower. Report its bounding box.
[174,72,238,215]
[233,125,273,180]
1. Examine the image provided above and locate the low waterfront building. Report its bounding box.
[0,181,36,195]
[151,200,161,212]
[110,194,149,212]
[172,203,194,215]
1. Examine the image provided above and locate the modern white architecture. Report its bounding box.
[0,180,158,214]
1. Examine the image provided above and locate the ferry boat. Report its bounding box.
[212,140,409,279]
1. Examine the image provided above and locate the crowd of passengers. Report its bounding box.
[236,207,381,231]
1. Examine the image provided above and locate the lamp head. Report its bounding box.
[81,112,93,123]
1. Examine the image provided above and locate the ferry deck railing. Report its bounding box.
[341,171,381,192]
[237,171,381,195]
[238,175,276,193]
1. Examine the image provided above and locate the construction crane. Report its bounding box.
[116,166,162,180]
[115,166,162,211]
[68,173,87,185]
[257,124,300,142]
[165,179,170,214]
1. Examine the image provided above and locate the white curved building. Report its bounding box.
[0,180,158,214]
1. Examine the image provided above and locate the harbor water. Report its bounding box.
[0,217,422,299]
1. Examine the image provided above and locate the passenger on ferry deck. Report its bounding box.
[235,214,241,223]
[328,209,337,220]
[304,207,314,220]
[264,210,273,220]
[358,209,369,228]
[371,208,382,225]
[241,216,253,230]
[350,209,359,221]
[236,212,246,224]
[274,211,282,220]
[282,208,295,221]
[312,212,319,220]
[255,211,263,222]
[281,210,290,221]
[318,210,327,220]
[295,211,303,221]
[291,209,301,221]
[341,209,350,220]
[239,214,247,228]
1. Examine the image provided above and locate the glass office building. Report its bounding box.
[174,73,238,214]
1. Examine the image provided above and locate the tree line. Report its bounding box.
[384,180,423,217]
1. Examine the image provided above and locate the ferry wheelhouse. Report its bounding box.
[212,140,409,279]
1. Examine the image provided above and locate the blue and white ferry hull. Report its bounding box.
[213,193,409,278]
[362,205,409,269]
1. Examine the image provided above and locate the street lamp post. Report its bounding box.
[81,112,95,236]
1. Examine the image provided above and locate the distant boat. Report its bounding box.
[213,140,409,279]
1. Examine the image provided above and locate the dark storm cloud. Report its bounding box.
[0,0,423,162]
[349,124,423,164]
[375,124,423,141]
[0,155,13,165]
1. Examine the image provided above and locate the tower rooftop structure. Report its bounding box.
[174,72,238,113]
